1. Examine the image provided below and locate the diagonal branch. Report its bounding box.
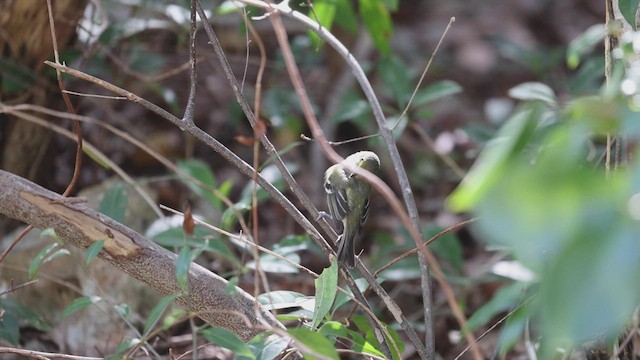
[0,170,281,340]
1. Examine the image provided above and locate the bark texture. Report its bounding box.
[0,170,281,340]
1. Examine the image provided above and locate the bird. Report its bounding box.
[323,151,380,268]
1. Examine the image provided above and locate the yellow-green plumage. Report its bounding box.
[323,151,380,268]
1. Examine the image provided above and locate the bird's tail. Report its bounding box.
[337,232,356,268]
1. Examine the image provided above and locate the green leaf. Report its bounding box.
[98,182,128,223]
[447,104,542,211]
[85,240,105,266]
[425,226,463,274]
[334,93,371,124]
[177,159,221,209]
[143,294,177,335]
[246,246,301,274]
[217,0,246,14]
[496,303,532,357]
[508,82,557,106]
[566,24,606,69]
[618,0,640,29]
[28,243,70,280]
[201,327,255,358]
[334,0,358,33]
[238,333,289,360]
[308,0,338,49]
[413,80,462,107]
[332,278,369,310]
[318,321,348,340]
[0,299,50,337]
[258,291,313,311]
[462,98,640,350]
[466,282,528,331]
[310,261,338,329]
[352,315,403,358]
[105,339,137,360]
[345,328,385,358]
[287,328,339,359]
[114,303,130,319]
[176,246,192,291]
[62,296,102,318]
[359,0,393,54]
[379,56,412,108]
[0,311,19,345]
[39,228,57,240]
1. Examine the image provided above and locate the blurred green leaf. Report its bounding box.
[0,299,49,338]
[0,311,19,345]
[413,80,462,107]
[566,24,606,69]
[334,0,358,33]
[287,328,339,359]
[311,261,338,329]
[308,0,338,49]
[98,182,127,223]
[258,291,310,310]
[176,246,191,291]
[62,296,102,318]
[352,315,403,359]
[332,278,370,310]
[346,328,385,358]
[162,307,186,332]
[496,303,532,357]
[467,282,528,331]
[379,56,412,108]
[359,0,393,54]
[29,243,69,280]
[39,228,57,240]
[454,91,640,350]
[218,0,246,14]
[237,333,289,360]
[318,321,348,340]
[143,294,177,335]
[618,0,640,29]
[334,92,371,124]
[508,82,557,106]
[246,242,302,273]
[425,226,463,274]
[202,327,255,358]
[105,339,137,360]
[85,240,105,266]
[447,104,543,211]
[177,159,221,210]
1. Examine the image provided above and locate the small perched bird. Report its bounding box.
[323,151,380,268]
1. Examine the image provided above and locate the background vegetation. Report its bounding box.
[1,0,638,359]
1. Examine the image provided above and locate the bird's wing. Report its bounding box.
[325,177,349,221]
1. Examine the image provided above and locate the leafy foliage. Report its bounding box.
[449,59,640,353]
